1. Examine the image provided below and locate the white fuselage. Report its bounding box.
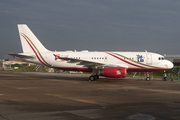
[25,51,173,72]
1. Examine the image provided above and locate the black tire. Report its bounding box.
[89,76,95,81]
[146,77,150,81]
[94,75,99,79]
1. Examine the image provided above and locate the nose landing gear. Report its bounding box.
[145,72,153,81]
[146,72,150,81]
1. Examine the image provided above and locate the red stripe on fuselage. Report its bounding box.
[21,34,47,66]
[107,52,145,69]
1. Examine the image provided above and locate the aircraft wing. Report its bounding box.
[8,53,35,59]
[59,57,124,69]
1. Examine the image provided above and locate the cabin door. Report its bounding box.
[146,54,152,64]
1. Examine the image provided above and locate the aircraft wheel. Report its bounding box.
[89,76,95,81]
[146,77,150,81]
[94,75,99,79]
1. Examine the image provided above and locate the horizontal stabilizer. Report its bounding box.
[8,53,35,59]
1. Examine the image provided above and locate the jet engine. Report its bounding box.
[99,67,127,78]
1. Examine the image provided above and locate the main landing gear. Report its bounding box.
[89,74,99,81]
[89,69,99,81]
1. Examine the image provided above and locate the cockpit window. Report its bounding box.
[158,57,165,60]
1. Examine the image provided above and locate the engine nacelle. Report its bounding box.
[99,67,127,78]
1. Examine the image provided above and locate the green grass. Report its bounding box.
[13,66,36,72]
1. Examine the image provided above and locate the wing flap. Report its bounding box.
[59,57,123,69]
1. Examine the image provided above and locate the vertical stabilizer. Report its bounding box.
[18,24,49,53]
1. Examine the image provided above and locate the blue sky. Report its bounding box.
[1,0,180,58]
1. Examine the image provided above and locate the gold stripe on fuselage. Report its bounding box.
[113,53,161,69]
[22,33,51,66]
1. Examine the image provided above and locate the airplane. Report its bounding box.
[9,24,174,81]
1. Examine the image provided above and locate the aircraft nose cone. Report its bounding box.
[168,61,174,69]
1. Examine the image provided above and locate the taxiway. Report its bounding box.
[0,71,180,120]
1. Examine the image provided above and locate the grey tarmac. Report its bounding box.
[0,71,180,120]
